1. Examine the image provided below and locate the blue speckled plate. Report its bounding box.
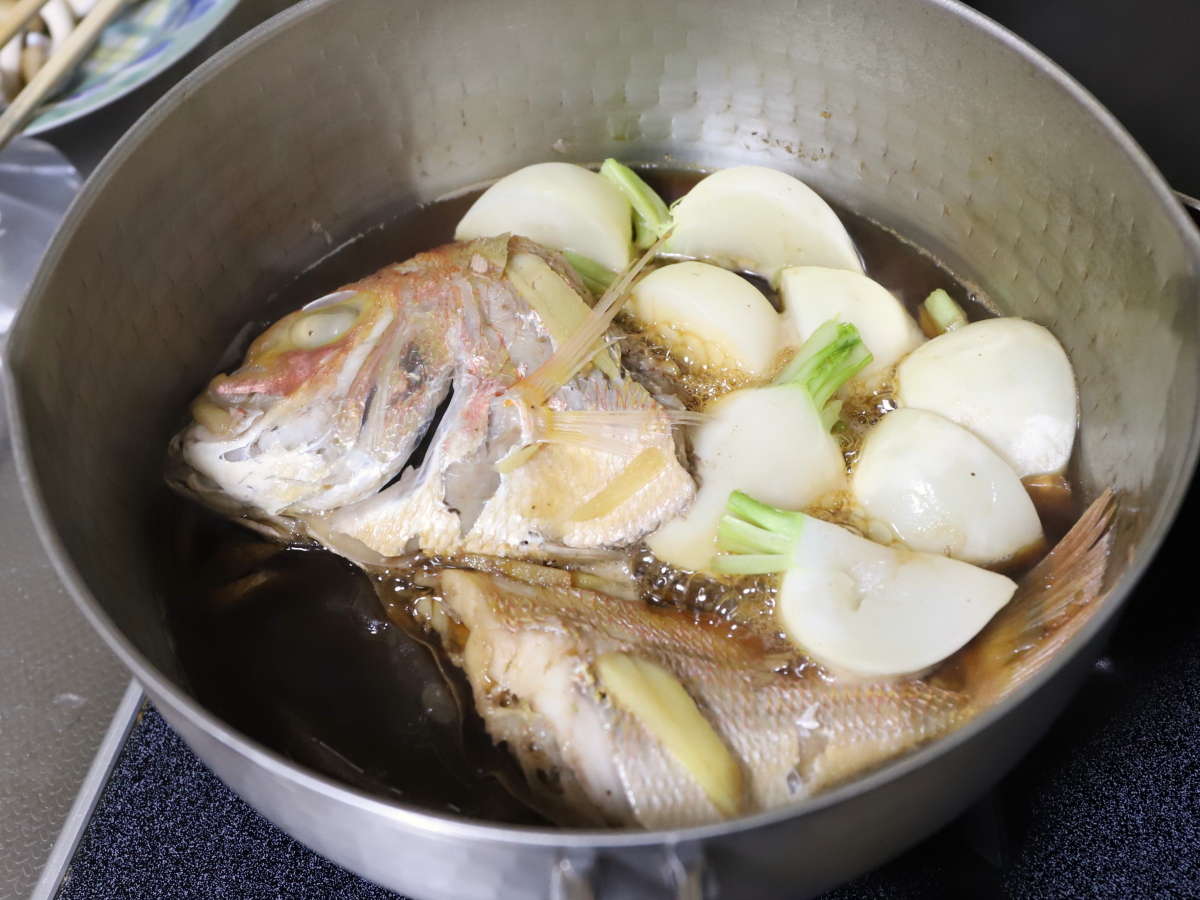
[24,0,241,135]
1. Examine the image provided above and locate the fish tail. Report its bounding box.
[510,232,671,407]
[961,487,1116,706]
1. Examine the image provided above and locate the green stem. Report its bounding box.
[717,516,793,556]
[774,319,873,414]
[600,159,673,250]
[921,289,968,335]
[726,491,805,539]
[820,399,843,432]
[562,251,617,297]
[710,491,807,575]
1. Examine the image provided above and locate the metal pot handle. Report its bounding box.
[551,845,709,900]
[1178,190,1200,216]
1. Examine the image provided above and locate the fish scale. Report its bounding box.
[608,711,724,829]
[436,569,980,828]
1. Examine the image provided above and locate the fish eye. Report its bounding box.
[290,306,359,349]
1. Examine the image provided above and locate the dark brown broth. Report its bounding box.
[160,167,1081,823]
[160,495,546,824]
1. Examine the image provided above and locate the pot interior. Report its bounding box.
[8,0,1199,832]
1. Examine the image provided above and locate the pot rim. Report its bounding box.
[7,0,1200,850]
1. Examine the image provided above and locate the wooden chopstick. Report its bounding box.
[0,0,126,153]
[0,0,54,52]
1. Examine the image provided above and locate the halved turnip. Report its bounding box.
[712,492,1017,678]
[646,321,870,573]
[778,266,923,378]
[630,261,783,379]
[851,408,1044,566]
[455,162,634,271]
[662,166,863,285]
[895,317,1078,478]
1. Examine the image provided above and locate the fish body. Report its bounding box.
[169,236,695,557]
[325,367,693,559]
[433,491,1112,828]
[436,568,971,828]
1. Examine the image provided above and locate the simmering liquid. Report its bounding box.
[159,169,1080,823]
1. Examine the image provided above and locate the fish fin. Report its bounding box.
[529,408,703,458]
[508,231,671,407]
[962,487,1116,705]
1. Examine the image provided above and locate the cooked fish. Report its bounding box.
[168,236,695,557]
[428,490,1114,828]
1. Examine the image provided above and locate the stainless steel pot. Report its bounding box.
[7,0,1200,897]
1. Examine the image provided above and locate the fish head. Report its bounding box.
[169,275,452,519]
[193,289,382,424]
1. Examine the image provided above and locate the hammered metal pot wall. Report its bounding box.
[7,0,1200,897]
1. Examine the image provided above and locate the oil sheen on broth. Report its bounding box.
[159,169,1081,824]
